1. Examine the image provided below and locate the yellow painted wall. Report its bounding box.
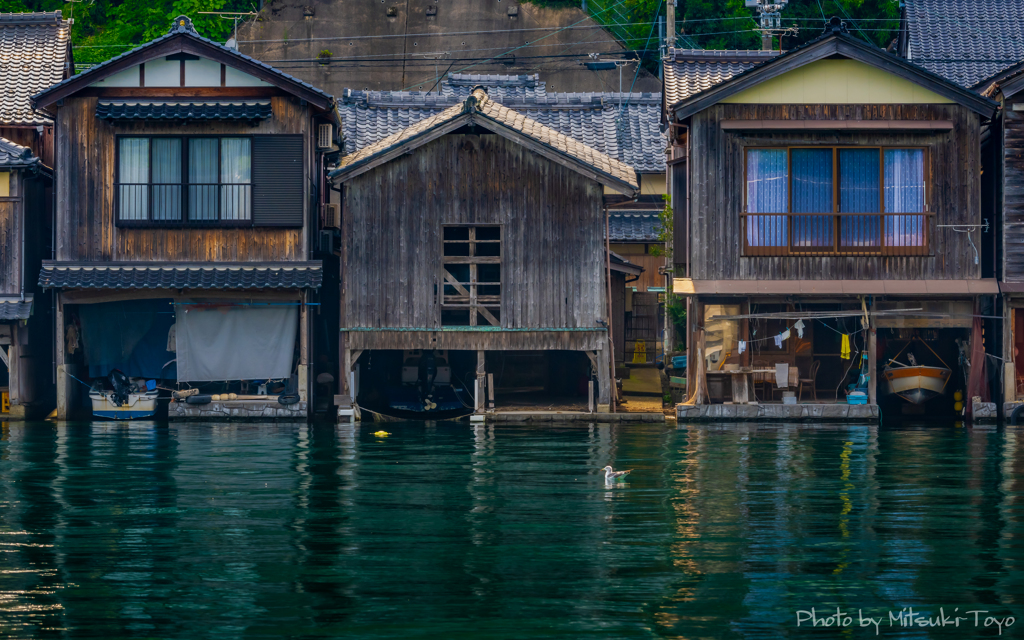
[0,172,9,198]
[722,59,954,104]
[605,173,666,195]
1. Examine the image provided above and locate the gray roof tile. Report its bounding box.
[905,0,1024,87]
[0,136,38,168]
[38,262,323,290]
[0,11,70,125]
[338,88,639,191]
[96,100,273,121]
[608,211,661,242]
[0,296,33,321]
[340,73,665,173]
[663,48,779,105]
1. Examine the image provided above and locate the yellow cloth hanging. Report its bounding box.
[840,334,851,360]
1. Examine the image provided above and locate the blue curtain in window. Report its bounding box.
[746,149,787,247]
[791,149,832,248]
[839,149,881,248]
[885,149,925,247]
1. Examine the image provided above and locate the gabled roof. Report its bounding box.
[0,136,39,168]
[672,22,997,120]
[339,76,665,173]
[663,49,779,105]
[331,88,639,196]
[31,16,335,113]
[903,0,1024,88]
[0,11,72,125]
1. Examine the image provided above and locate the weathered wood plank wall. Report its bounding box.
[55,96,307,263]
[688,103,982,280]
[342,133,606,350]
[1003,98,1024,281]
[0,197,20,295]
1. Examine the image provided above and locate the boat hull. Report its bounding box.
[90,390,160,420]
[883,366,951,404]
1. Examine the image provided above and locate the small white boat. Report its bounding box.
[882,365,951,404]
[90,389,160,420]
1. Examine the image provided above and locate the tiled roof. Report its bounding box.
[609,211,661,242]
[38,262,323,290]
[340,77,665,173]
[0,11,71,125]
[32,15,333,110]
[905,0,1024,87]
[96,100,273,121]
[0,296,33,321]
[443,72,546,99]
[336,88,639,192]
[0,136,39,168]
[664,49,779,105]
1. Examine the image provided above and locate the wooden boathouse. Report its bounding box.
[666,19,999,421]
[329,87,639,417]
[0,12,71,419]
[31,16,338,420]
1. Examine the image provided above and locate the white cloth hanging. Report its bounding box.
[794,319,805,338]
[738,340,746,354]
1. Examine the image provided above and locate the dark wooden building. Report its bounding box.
[0,11,71,419]
[976,62,1024,411]
[666,21,998,417]
[329,88,639,416]
[31,16,339,420]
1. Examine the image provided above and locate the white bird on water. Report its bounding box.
[602,466,632,482]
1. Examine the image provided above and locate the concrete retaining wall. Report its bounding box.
[677,403,879,422]
[170,399,307,420]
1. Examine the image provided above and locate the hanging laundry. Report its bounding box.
[774,334,783,349]
[841,334,851,360]
[781,329,791,342]
[738,341,746,354]
[794,319,805,339]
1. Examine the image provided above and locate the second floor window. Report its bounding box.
[118,136,252,223]
[744,147,928,256]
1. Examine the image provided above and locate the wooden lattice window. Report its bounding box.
[442,225,501,326]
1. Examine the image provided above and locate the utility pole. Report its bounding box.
[744,1,796,51]
[665,0,675,51]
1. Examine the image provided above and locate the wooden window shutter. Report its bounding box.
[252,135,304,227]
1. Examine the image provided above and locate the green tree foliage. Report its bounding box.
[9,0,250,66]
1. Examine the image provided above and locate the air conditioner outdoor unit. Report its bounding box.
[318,123,333,149]
[324,203,340,228]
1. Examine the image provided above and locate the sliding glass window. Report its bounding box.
[744,147,928,256]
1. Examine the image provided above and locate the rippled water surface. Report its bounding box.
[1,421,1023,638]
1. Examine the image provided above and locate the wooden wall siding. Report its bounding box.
[1004,99,1024,282]
[345,330,605,352]
[689,103,982,281]
[342,133,606,331]
[0,198,20,295]
[55,96,308,263]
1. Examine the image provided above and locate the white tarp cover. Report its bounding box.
[176,305,298,382]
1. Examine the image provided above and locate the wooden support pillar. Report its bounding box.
[867,303,878,406]
[298,291,309,404]
[475,349,486,414]
[595,347,611,410]
[55,293,68,420]
[7,325,19,406]
[1004,302,1016,403]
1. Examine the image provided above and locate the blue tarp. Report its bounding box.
[78,299,177,379]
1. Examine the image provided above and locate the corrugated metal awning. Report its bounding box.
[96,100,273,121]
[673,279,1000,296]
[38,262,322,290]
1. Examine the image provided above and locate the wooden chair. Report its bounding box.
[799,360,821,402]
[771,364,798,401]
[752,359,770,400]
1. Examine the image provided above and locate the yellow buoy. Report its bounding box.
[953,390,963,402]
[954,401,963,412]
[373,431,390,437]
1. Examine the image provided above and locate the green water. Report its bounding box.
[1,422,1022,638]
